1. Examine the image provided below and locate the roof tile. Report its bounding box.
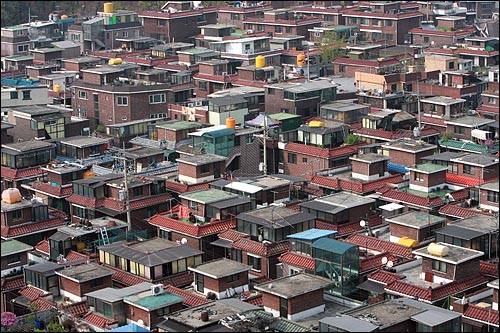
[464,304,499,326]
[149,213,236,238]
[63,301,89,317]
[19,286,48,300]
[1,275,26,291]
[379,189,444,209]
[232,239,290,257]
[243,294,263,306]
[0,166,46,180]
[368,269,405,285]
[32,180,73,198]
[164,285,213,307]
[34,239,50,254]
[480,261,499,278]
[345,234,414,258]
[218,229,249,241]
[360,252,398,273]
[446,174,498,187]
[438,204,493,219]
[278,252,315,271]
[1,216,66,238]
[82,312,118,329]
[30,297,54,311]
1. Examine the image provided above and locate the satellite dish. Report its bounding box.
[137,319,144,326]
[181,238,188,245]
[359,220,366,227]
[387,260,394,268]
[381,257,388,265]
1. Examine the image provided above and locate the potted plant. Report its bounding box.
[28,302,44,330]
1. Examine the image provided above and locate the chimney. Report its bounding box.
[200,310,209,322]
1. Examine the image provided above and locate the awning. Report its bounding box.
[357,280,386,294]
[210,238,232,249]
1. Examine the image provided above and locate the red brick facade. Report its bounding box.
[421,257,481,282]
[59,275,113,298]
[409,170,447,189]
[202,273,248,293]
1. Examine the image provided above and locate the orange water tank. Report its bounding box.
[61,15,69,19]
[83,170,95,178]
[297,54,306,67]
[53,84,62,93]
[226,117,236,129]
[2,188,22,204]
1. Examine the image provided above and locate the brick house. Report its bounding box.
[409,26,476,48]
[447,153,499,187]
[382,138,437,171]
[444,116,495,142]
[419,96,466,119]
[350,153,391,181]
[477,179,499,213]
[320,102,370,125]
[193,59,233,98]
[55,262,114,303]
[55,136,110,160]
[0,25,30,57]
[264,80,338,117]
[167,104,208,124]
[386,211,446,244]
[1,239,33,278]
[177,154,226,185]
[154,119,206,146]
[98,237,203,288]
[189,258,251,299]
[72,63,174,132]
[217,3,273,29]
[139,7,218,44]
[120,146,165,172]
[254,273,333,320]
[1,188,66,247]
[0,140,55,195]
[62,56,105,76]
[407,163,449,193]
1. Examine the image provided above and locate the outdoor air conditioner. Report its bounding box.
[151,284,164,296]
[195,100,203,106]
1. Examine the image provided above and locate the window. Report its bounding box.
[285,26,292,33]
[339,65,346,73]
[7,254,20,264]
[385,20,393,26]
[385,34,393,41]
[188,201,198,210]
[157,19,165,26]
[448,62,455,69]
[78,91,88,100]
[414,172,424,182]
[372,19,381,26]
[22,91,31,100]
[12,210,23,220]
[302,157,307,163]
[132,187,143,196]
[275,26,282,33]
[199,81,207,90]
[200,164,210,174]
[463,165,474,175]
[122,31,128,37]
[157,307,169,317]
[454,126,465,134]
[288,153,297,164]
[10,91,18,100]
[149,94,166,104]
[196,272,204,292]
[231,13,240,20]
[424,36,430,43]
[227,273,240,283]
[488,97,496,104]
[90,277,103,288]
[247,254,261,271]
[432,260,447,273]
[360,18,369,25]
[267,88,275,95]
[487,190,499,203]
[117,96,128,106]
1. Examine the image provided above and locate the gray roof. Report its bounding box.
[254,273,333,299]
[478,179,499,191]
[444,116,495,127]
[2,140,56,153]
[435,225,485,240]
[319,316,378,332]
[299,200,346,214]
[236,206,316,228]
[385,212,445,229]
[450,153,499,167]
[55,263,114,282]
[84,282,153,303]
[98,238,203,267]
[411,309,461,327]
[314,192,376,208]
[25,259,87,274]
[450,215,499,234]
[188,259,251,279]
[421,151,467,162]
[177,154,227,166]
[210,196,252,209]
[412,242,484,264]
[284,80,337,93]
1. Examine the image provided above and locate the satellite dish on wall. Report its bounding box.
[137,319,144,326]
[181,238,188,245]
[381,257,388,265]
[387,260,394,268]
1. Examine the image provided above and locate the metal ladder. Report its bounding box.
[100,227,110,245]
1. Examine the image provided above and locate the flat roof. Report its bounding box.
[179,188,238,204]
[350,153,389,164]
[224,181,262,194]
[1,239,33,256]
[287,228,337,241]
[236,206,315,228]
[420,96,466,105]
[177,154,227,166]
[163,301,244,328]
[379,202,405,212]
[450,154,499,167]
[319,316,378,332]
[478,179,499,192]
[124,290,184,311]
[57,217,128,238]
[412,242,484,264]
[254,273,333,299]
[450,215,498,233]
[407,163,448,174]
[437,15,465,20]
[84,282,153,302]
[315,192,376,208]
[60,136,109,148]
[188,258,251,279]
[444,116,495,128]
[55,262,114,283]
[156,120,205,131]
[284,80,338,93]
[435,225,485,240]
[2,140,56,152]
[411,309,462,327]
[321,101,368,112]
[385,211,445,229]
[383,139,436,153]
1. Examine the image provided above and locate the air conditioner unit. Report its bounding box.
[187,103,194,107]
[247,29,254,34]
[151,284,164,296]
[195,100,203,106]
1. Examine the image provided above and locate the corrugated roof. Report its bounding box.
[312,238,356,254]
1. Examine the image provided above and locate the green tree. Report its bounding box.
[318,31,347,75]
[345,134,360,145]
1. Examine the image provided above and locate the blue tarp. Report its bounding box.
[106,323,150,332]
[387,161,408,173]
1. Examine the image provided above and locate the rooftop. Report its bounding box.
[188,258,251,279]
[450,153,499,167]
[2,140,56,153]
[284,79,338,93]
[237,206,315,228]
[55,262,114,282]
[156,120,205,131]
[179,188,238,204]
[385,211,445,229]
[287,228,337,241]
[407,163,448,173]
[1,239,33,256]
[57,217,128,238]
[444,116,495,127]
[450,215,499,233]
[84,282,153,302]
[176,154,227,166]
[478,179,499,191]
[59,136,109,148]
[254,273,333,299]
[315,192,376,208]
[383,139,436,153]
[350,153,389,163]
[319,316,378,332]
[420,96,466,105]
[124,290,184,311]
[412,242,484,264]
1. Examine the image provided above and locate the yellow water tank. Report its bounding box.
[83,170,95,179]
[297,54,306,67]
[427,242,449,257]
[61,15,69,19]
[53,84,62,93]
[76,242,86,253]
[104,2,114,13]
[397,237,419,248]
[309,120,325,127]
[226,117,236,129]
[255,55,266,68]
[2,188,22,204]
[108,58,123,65]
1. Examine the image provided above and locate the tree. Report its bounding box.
[317,31,347,75]
[345,134,360,145]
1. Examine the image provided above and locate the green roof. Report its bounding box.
[6,25,27,30]
[439,139,499,154]
[179,188,236,204]
[124,292,184,310]
[6,55,34,61]
[1,239,33,256]
[409,163,448,173]
[268,113,302,121]
[242,310,309,332]
[312,238,356,254]
[156,120,203,131]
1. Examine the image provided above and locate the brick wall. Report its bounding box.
[283,150,329,178]
[288,288,324,315]
[480,190,499,209]
[203,272,248,293]
[178,161,226,179]
[170,232,200,251]
[421,257,480,281]
[410,170,446,188]
[262,292,280,311]
[389,149,435,167]
[59,275,113,297]
[390,223,419,240]
[0,253,28,270]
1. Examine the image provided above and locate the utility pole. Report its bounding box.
[121,157,132,232]
[307,46,310,82]
[416,79,422,141]
[263,113,268,176]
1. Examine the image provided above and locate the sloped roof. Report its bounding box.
[463,304,499,327]
[438,204,493,219]
[232,239,290,257]
[278,252,315,270]
[345,234,414,258]
[312,237,356,254]
[163,285,213,307]
[378,188,444,209]
[0,165,46,180]
[148,213,236,238]
[1,216,66,239]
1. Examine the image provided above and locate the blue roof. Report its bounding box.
[387,161,408,173]
[202,128,235,138]
[287,228,337,241]
[106,323,150,332]
[312,238,356,254]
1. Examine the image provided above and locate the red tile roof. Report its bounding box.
[420,115,447,127]
[448,188,469,201]
[278,252,315,271]
[156,271,194,288]
[29,297,54,312]
[19,286,48,300]
[345,234,415,258]
[232,239,290,257]
[193,73,238,84]
[464,304,500,326]
[1,275,26,291]
[446,174,498,187]
[360,252,399,273]
[82,312,118,330]
[34,240,50,255]
[480,261,499,278]
[107,266,148,286]
[409,27,476,37]
[368,269,405,285]
[0,166,46,180]
[1,216,66,239]
[218,229,249,241]
[285,142,363,159]
[149,214,236,238]
[343,9,423,19]
[164,285,213,307]
[250,274,272,284]
[31,180,73,198]
[477,104,499,114]
[387,274,489,303]
[63,301,89,317]
[66,194,103,208]
[104,193,172,212]
[439,203,494,219]
[378,189,444,209]
[243,294,264,307]
[310,174,404,194]
[65,251,91,261]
